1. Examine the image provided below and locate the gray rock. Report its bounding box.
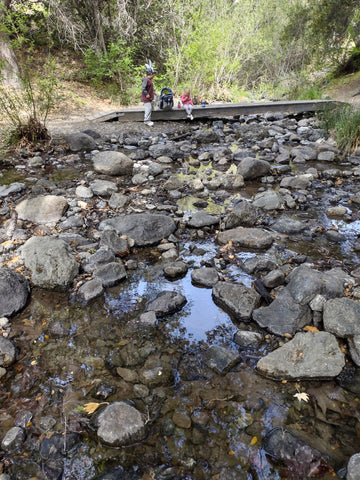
[59,215,84,230]
[21,236,79,291]
[323,298,360,338]
[241,255,277,275]
[256,331,345,380]
[75,185,93,199]
[252,190,284,211]
[0,267,30,317]
[0,182,26,197]
[347,453,360,480]
[203,345,241,374]
[233,330,263,348]
[1,426,25,452]
[0,337,16,367]
[261,269,285,288]
[96,402,145,447]
[94,261,127,288]
[108,192,129,210]
[224,199,257,228]
[237,158,271,180]
[252,289,311,337]
[99,214,176,247]
[89,180,118,197]
[212,282,261,322]
[138,311,158,327]
[76,279,104,303]
[217,227,274,250]
[16,195,68,224]
[163,261,188,279]
[100,230,129,256]
[82,249,116,274]
[195,130,220,144]
[187,211,219,228]
[149,143,184,159]
[93,151,133,176]
[280,174,313,189]
[191,267,219,288]
[145,291,187,317]
[271,216,308,235]
[348,335,360,367]
[65,132,97,151]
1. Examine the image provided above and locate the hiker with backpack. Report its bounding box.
[141,60,156,126]
[180,87,194,120]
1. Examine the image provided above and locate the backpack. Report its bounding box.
[160,87,174,111]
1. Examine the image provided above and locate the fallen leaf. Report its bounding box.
[284,333,292,339]
[250,436,257,446]
[83,402,102,414]
[303,325,319,332]
[294,392,310,403]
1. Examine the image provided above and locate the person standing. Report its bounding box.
[141,60,157,126]
[180,87,194,120]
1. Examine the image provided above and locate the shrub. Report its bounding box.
[319,104,360,154]
[0,58,58,145]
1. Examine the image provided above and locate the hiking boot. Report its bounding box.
[144,121,154,126]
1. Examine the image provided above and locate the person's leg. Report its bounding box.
[184,104,191,116]
[144,102,152,123]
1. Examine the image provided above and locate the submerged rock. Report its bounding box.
[96,402,145,446]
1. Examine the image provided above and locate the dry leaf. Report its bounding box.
[83,402,102,414]
[303,325,319,332]
[294,392,310,403]
[284,333,292,339]
[250,436,258,446]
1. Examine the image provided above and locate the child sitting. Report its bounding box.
[180,87,194,120]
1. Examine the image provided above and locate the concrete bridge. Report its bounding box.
[89,99,340,123]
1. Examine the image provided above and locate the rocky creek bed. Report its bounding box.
[1,112,360,479]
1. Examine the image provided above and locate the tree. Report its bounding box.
[0,0,20,87]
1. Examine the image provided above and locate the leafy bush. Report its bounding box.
[319,104,360,154]
[83,41,143,105]
[0,58,58,145]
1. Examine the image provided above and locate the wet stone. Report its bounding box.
[138,311,158,327]
[163,261,188,279]
[203,345,241,375]
[96,402,146,447]
[116,367,138,383]
[191,267,219,287]
[233,330,263,348]
[94,261,127,288]
[145,290,187,318]
[172,411,192,429]
[1,426,25,452]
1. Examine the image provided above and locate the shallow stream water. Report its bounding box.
[1,156,360,479]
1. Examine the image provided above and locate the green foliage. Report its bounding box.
[0,58,58,145]
[83,41,143,105]
[319,104,360,154]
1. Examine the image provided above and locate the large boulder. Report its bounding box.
[93,151,133,176]
[256,332,345,380]
[99,214,177,247]
[21,236,79,291]
[0,267,30,317]
[217,227,274,250]
[16,195,68,225]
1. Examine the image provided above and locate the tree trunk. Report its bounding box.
[0,0,21,88]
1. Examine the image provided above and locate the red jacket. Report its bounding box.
[141,76,155,103]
